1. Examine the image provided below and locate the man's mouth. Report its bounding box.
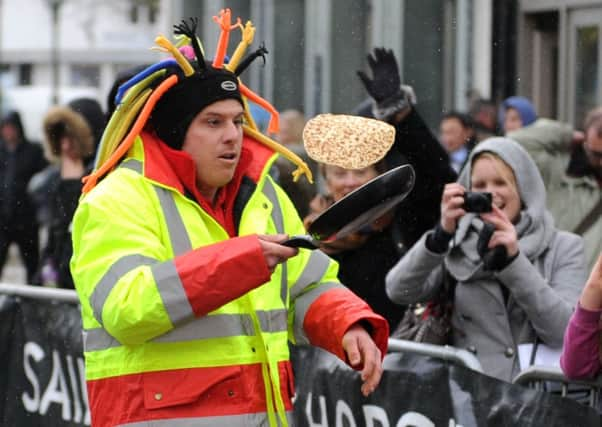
[219,153,237,161]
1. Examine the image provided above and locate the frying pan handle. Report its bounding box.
[281,235,319,249]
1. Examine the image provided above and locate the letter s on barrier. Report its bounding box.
[22,341,45,413]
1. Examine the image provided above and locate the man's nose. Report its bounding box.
[224,121,241,141]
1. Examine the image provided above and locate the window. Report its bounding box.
[128,0,158,24]
[70,65,100,87]
[18,64,32,86]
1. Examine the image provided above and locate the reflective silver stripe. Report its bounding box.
[119,158,143,174]
[262,178,284,233]
[118,158,192,256]
[118,158,195,326]
[290,250,332,300]
[151,261,194,326]
[153,185,192,255]
[262,178,288,305]
[256,309,288,333]
[153,313,254,343]
[119,411,293,426]
[293,282,344,344]
[83,308,291,352]
[83,307,292,351]
[82,328,121,351]
[90,254,157,325]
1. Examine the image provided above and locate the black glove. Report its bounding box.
[357,48,402,102]
[476,222,511,271]
[356,48,416,121]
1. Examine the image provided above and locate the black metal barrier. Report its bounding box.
[1,283,600,426]
[513,365,602,411]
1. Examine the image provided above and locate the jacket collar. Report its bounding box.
[135,130,277,236]
[138,130,277,191]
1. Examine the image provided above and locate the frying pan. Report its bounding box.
[283,164,415,249]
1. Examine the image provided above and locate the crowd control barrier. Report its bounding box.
[513,364,602,411]
[387,337,483,372]
[2,283,601,426]
[0,282,78,303]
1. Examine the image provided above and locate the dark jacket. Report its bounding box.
[315,108,457,330]
[34,106,94,289]
[0,112,48,225]
[39,167,84,289]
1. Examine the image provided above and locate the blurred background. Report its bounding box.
[0,0,601,140]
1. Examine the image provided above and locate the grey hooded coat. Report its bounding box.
[385,138,587,382]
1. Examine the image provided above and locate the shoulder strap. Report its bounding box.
[573,197,602,235]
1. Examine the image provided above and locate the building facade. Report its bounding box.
[517,0,602,128]
[1,0,599,141]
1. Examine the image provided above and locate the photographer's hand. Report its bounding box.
[440,183,466,233]
[480,206,519,257]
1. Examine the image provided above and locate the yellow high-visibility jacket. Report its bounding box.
[71,131,388,427]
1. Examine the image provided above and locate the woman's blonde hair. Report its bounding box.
[471,151,519,192]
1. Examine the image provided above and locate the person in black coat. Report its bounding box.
[304,49,457,331]
[34,106,95,289]
[0,110,48,283]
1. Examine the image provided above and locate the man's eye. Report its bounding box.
[234,118,244,126]
[207,119,220,126]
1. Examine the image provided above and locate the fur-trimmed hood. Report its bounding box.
[42,106,94,162]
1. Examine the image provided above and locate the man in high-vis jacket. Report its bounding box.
[70,13,388,427]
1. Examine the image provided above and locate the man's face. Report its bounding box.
[584,127,602,179]
[0,123,19,144]
[182,99,245,201]
[440,117,470,153]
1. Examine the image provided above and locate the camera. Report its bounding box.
[463,192,492,213]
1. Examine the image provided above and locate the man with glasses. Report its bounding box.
[508,107,602,271]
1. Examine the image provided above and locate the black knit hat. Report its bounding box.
[148,63,243,149]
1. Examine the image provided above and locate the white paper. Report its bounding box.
[518,343,562,370]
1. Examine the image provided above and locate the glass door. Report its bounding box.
[568,8,602,128]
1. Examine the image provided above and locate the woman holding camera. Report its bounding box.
[385,137,587,382]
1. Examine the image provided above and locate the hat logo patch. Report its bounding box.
[221,81,237,91]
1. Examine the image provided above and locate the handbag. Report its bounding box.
[391,262,456,345]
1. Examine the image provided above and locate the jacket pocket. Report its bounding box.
[279,361,296,403]
[143,366,242,410]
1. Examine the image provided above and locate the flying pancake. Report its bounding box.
[303,113,395,169]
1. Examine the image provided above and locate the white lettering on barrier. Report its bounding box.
[306,392,328,427]
[39,350,71,419]
[363,405,390,427]
[396,411,434,427]
[21,341,91,425]
[335,399,357,427]
[22,342,44,412]
[303,393,463,427]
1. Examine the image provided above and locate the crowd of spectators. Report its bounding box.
[0,47,600,391]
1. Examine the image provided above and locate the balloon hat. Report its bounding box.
[82,9,312,194]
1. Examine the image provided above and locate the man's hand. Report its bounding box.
[342,323,383,397]
[257,234,298,273]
